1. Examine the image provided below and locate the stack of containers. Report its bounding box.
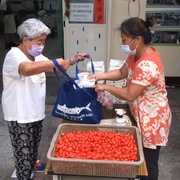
[106,59,127,104]
[87,61,105,84]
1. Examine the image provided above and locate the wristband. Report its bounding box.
[69,58,74,66]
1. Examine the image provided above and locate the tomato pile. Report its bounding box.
[54,130,138,162]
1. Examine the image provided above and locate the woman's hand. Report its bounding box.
[70,52,90,64]
[54,53,90,72]
[89,73,102,82]
[94,84,108,92]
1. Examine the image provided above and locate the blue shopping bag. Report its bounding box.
[51,59,103,124]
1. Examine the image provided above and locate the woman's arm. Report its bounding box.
[19,53,89,76]
[19,58,69,76]
[89,63,128,81]
[94,82,146,102]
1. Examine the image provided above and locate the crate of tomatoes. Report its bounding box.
[47,123,144,178]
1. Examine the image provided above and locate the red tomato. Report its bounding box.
[54,130,138,162]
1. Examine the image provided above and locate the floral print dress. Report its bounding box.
[126,47,172,149]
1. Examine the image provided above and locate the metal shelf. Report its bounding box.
[146,2,180,46]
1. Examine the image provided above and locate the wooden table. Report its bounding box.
[45,103,148,179]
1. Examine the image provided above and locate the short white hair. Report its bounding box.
[17,18,51,40]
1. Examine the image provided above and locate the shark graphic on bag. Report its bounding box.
[57,103,92,115]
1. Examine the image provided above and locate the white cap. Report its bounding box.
[115,109,126,116]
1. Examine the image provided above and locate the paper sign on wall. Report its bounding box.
[69,3,94,23]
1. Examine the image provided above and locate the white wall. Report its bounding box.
[63,0,109,77]
[155,46,180,76]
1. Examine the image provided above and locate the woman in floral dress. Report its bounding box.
[89,17,172,180]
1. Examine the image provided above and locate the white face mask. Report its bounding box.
[121,38,137,55]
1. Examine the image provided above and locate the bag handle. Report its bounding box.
[75,55,95,80]
[52,59,80,90]
[52,59,97,99]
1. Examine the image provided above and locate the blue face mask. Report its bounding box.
[27,43,44,57]
[121,38,137,55]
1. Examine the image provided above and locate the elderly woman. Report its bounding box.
[1,18,88,180]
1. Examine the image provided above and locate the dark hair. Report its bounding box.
[118,17,154,44]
